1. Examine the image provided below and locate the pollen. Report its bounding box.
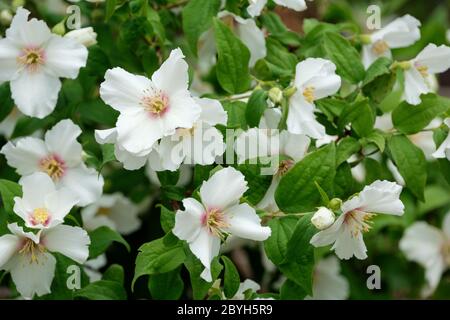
[303,86,315,103]
[97,207,111,216]
[416,65,429,79]
[141,90,169,116]
[372,40,389,55]
[17,47,45,72]
[202,208,229,239]
[31,208,50,226]
[19,238,46,264]
[40,155,66,181]
[345,210,376,237]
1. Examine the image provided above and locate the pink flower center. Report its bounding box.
[17,46,46,72]
[201,208,229,239]
[141,89,170,117]
[39,154,66,181]
[30,208,50,226]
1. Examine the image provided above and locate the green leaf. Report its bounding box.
[275,143,336,213]
[238,162,273,205]
[148,267,184,300]
[102,264,125,285]
[362,57,396,103]
[264,216,298,265]
[182,0,221,54]
[322,32,365,84]
[221,256,240,299]
[363,130,386,152]
[159,205,175,233]
[133,233,186,287]
[280,279,307,300]
[392,94,450,135]
[278,215,316,295]
[246,90,268,128]
[264,37,298,78]
[213,18,251,94]
[105,0,118,21]
[101,144,116,167]
[336,137,361,166]
[88,226,130,259]
[388,135,427,200]
[184,254,223,300]
[0,179,21,214]
[74,280,127,300]
[223,101,247,129]
[0,84,14,123]
[338,98,375,137]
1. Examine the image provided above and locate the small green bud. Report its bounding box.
[283,86,297,99]
[328,198,342,211]
[52,21,66,36]
[359,34,372,45]
[268,87,283,104]
[0,10,13,26]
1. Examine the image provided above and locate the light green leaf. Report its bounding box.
[74,280,127,300]
[388,135,427,200]
[336,136,361,166]
[275,143,336,213]
[88,226,130,259]
[221,256,240,299]
[213,18,251,94]
[184,254,223,300]
[264,216,298,265]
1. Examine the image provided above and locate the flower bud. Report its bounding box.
[65,27,98,47]
[268,87,283,104]
[311,207,335,230]
[328,198,342,211]
[0,10,12,26]
[359,34,372,45]
[52,21,66,36]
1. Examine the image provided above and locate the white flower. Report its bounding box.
[173,167,271,281]
[0,107,21,138]
[0,222,90,299]
[84,254,107,283]
[65,27,97,47]
[1,119,104,206]
[96,48,201,166]
[362,15,421,68]
[287,58,341,139]
[0,7,88,118]
[310,180,404,260]
[148,97,227,171]
[247,0,308,18]
[198,12,266,72]
[432,118,450,161]
[305,256,349,300]
[235,108,311,213]
[81,193,142,235]
[311,207,335,230]
[13,172,78,229]
[403,44,450,105]
[399,212,450,297]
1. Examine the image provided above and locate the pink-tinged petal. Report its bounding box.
[42,225,90,264]
[224,203,271,241]
[200,167,248,210]
[44,35,88,79]
[10,70,61,118]
[44,119,82,167]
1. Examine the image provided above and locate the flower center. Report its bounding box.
[31,208,50,226]
[39,155,66,181]
[303,86,315,103]
[416,65,429,79]
[141,91,169,117]
[372,40,389,55]
[344,210,375,237]
[19,238,46,264]
[97,207,111,216]
[277,159,294,176]
[17,47,45,72]
[201,208,229,239]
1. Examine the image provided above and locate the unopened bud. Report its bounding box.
[52,20,66,36]
[65,27,98,47]
[311,207,335,230]
[0,10,12,26]
[268,87,283,104]
[328,198,342,211]
[359,34,372,45]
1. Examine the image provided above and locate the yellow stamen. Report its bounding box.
[32,208,50,226]
[345,210,376,237]
[303,86,315,103]
[372,40,389,55]
[40,156,65,181]
[141,92,169,116]
[97,207,111,216]
[17,47,45,72]
[416,65,429,79]
[19,239,46,264]
[203,209,229,240]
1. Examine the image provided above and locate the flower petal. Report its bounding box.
[58,164,104,207]
[95,128,117,144]
[173,198,204,243]
[45,188,79,227]
[307,256,349,300]
[114,144,149,170]
[274,0,307,11]
[247,0,267,17]
[200,167,248,210]
[224,203,271,241]
[0,38,20,81]
[310,213,346,247]
[107,194,142,235]
[18,172,56,209]
[234,16,266,67]
[279,131,310,162]
[0,137,48,175]
[44,35,88,79]
[403,67,430,105]
[332,225,368,260]
[42,225,90,264]
[295,58,337,89]
[415,44,450,74]
[100,67,151,114]
[151,48,189,95]
[161,91,201,131]
[256,176,280,213]
[190,228,221,282]
[195,97,228,126]
[10,70,61,118]
[377,15,421,48]
[6,7,51,47]
[44,119,82,167]
[0,234,20,268]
